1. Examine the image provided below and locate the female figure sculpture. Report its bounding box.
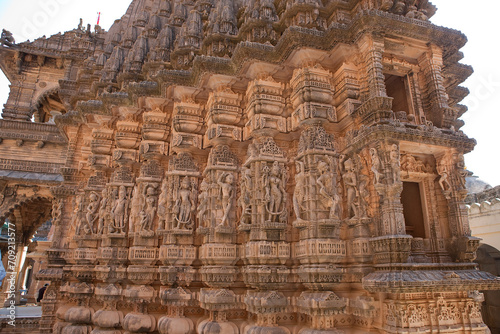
[197,180,209,227]
[389,144,400,183]
[238,167,252,225]
[157,179,168,230]
[97,188,108,234]
[317,159,340,219]
[174,177,195,229]
[293,161,306,221]
[84,192,100,234]
[342,158,359,219]
[218,172,235,227]
[73,194,86,235]
[369,148,382,184]
[141,186,157,232]
[264,161,286,222]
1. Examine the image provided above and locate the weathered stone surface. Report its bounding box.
[0,0,498,333]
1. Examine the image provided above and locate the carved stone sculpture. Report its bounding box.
[263,161,287,223]
[0,29,15,47]
[140,185,157,232]
[370,148,382,184]
[217,172,234,227]
[73,194,86,235]
[110,186,129,234]
[293,161,306,221]
[197,180,209,227]
[84,191,100,234]
[390,144,401,184]
[238,166,252,225]
[158,179,168,230]
[174,177,195,229]
[317,159,340,219]
[342,158,359,219]
[97,188,108,234]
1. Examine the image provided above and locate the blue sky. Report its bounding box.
[1,0,499,187]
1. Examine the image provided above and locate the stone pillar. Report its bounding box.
[2,241,25,306]
[128,160,163,285]
[170,98,204,152]
[436,151,480,262]
[92,284,124,334]
[197,145,240,333]
[1,71,36,121]
[158,287,195,334]
[59,283,95,334]
[25,241,51,303]
[204,87,243,145]
[292,125,348,333]
[358,33,387,100]
[355,33,395,125]
[240,136,291,333]
[243,77,287,141]
[38,188,69,334]
[418,44,456,128]
[369,142,412,264]
[122,286,157,334]
[290,65,336,131]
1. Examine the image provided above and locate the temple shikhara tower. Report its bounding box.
[1,0,500,333]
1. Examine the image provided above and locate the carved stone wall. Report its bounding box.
[0,0,499,333]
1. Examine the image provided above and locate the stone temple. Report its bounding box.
[0,0,499,333]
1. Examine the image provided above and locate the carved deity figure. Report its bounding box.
[357,173,369,219]
[140,186,157,232]
[84,192,100,234]
[218,172,235,227]
[293,161,306,221]
[342,158,359,219]
[128,185,142,233]
[174,177,195,229]
[0,29,15,47]
[389,144,400,183]
[157,179,168,230]
[197,180,209,227]
[438,168,452,193]
[97,188,108,234]
[72,194,86,235]
[111,186,129,234]
[456,155,468,190]
[316,159,340,219]
[369,148,382,184]
[263,161,286,222]
[238,167,252,225]
[51,198,62,225]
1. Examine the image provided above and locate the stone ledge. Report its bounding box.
[363,268,500,293]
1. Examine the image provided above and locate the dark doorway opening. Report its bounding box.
[401,181,426,238]
[385,74,410,113]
